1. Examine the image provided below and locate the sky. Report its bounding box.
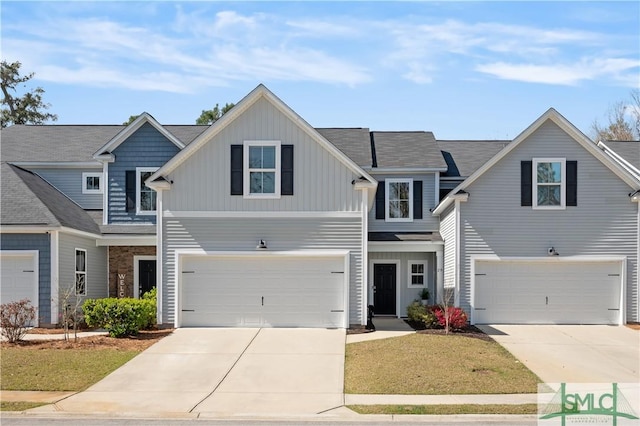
[1,1,639,139]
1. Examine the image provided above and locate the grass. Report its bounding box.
[1,347,139,391]
[348,404,538,415]
[0,402,47,412]
[345,333,540,394]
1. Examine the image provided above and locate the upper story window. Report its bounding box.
[75,248,87,296]
[533,158,565,209]
[385,178,413,222]
[82,172,102,194]
[136,167,158,215]
[244,141,281,198]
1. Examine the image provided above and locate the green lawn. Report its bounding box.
[1,348,139,391]
[345,333,540,394]
[0,402,47,412]
[349,404,538,415]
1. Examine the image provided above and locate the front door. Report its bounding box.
[138,260,156,298]
[373,263,396,315]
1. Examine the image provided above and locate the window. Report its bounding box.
[385,179,413,221]
[75,249,87,296]
[136,167,158,214]
[243,141,281,198]
[408,261,427,287]
[82,172,102,194]
[533,158,565,209]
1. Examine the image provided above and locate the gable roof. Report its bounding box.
[93,113,185,159]
[437,140,511,177]
[1,163,101,234]
[148,84,376,187]
[370,131,447,171]
[316,128,372,168]
[433,108,640,215]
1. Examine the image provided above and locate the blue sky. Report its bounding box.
[1,1,638,139]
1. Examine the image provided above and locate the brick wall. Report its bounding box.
[108,246,156,297]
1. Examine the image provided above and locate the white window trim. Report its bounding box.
[243,140,281,199]
[408,260,427,288]
[82,172,103,194]
[75,248,87,296]
[532,158,566,210]
[385,178,413,222]
[136,167,159,215]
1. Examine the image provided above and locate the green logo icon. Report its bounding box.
[540,383,639,425]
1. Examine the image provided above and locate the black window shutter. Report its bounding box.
[375,180,385,219]
[281,145,294,196]
[566,160,577,206]
[230,145,243,195]
[413,180,423,219]
[521,161,532,206]
[125,170,136,212]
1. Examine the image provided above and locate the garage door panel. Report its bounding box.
[181,255,345,328]
[474,260,622,325]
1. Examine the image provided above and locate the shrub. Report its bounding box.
[0,299,37,343]
[83,295,156,338]
[432,305,468,331]
[406,301,438,328]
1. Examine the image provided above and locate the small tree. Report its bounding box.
[195,102,234,125]
[437,287,456,334]
[0,299,37,343]
[57,285,85,342]
[1,60,58,128]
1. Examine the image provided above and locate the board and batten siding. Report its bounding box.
[439,203,457,290]
[31,168,103,209]
[162,97,362,212]
[162,216,364,325]
[369,173,440,232]
[108,123,181,224]
[368,251,434,315]
[1,234,51,323]
[58,233,107,311]
[457,120,639,321]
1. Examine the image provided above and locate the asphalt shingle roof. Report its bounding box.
[371,131,447,170]
[437,140,511,177]
[316,128,372,168]
[1,163,100,234]
[602,140,640,170]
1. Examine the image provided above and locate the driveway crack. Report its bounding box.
[188,328,262,413]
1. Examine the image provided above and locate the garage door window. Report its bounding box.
[533,158,565,209]
[75,249,87,296]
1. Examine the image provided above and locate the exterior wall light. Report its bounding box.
[256,240,268,249]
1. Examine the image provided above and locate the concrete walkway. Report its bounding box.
[346,317,415,344]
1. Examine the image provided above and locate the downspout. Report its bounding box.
[50,231,59,325]
[361,188,369,327]
[156,190,163,326]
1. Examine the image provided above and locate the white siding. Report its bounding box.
[458,121,638,321]
[58,233,107,310]
[162,97,361,212]
[162,216,363,325]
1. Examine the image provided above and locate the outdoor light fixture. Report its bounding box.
[547,247,559,256]
[256,239,268,249]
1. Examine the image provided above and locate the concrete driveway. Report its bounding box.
[478,325,640,383]
[54,328,345,416]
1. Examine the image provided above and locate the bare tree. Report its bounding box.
[592,90,640,141]
[56,285,85,342]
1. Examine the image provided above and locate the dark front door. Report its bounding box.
[139,260,156,297]
[373,263,396,315]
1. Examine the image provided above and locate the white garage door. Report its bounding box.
[473,259,622,325]
[180,254,346,328]
[0,252,38,323]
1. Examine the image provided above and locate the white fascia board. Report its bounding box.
[148,84,376,188]
[368,241,443,252]
[364,167,448,173]
[92,112,185,159]
[597,141,640,183]
[0,226,56,233]
[96,235,157,246]
[146,178,171,191]
[176,249,351,258]
[432,192,468,215]
[94,154,115,163]
[11,162,102,168]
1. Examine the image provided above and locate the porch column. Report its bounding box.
[436,246,444,303]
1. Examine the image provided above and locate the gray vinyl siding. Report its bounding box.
[1,233,51,324]
[31,168,103,209]
[369,173,440,232]
[108,123,181,224]
[369,251,435,316]
[457,120,639,321]
[439,204,456,290]
[162,97,361,212]
[162,216,363,325]
[58,233,107,311]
